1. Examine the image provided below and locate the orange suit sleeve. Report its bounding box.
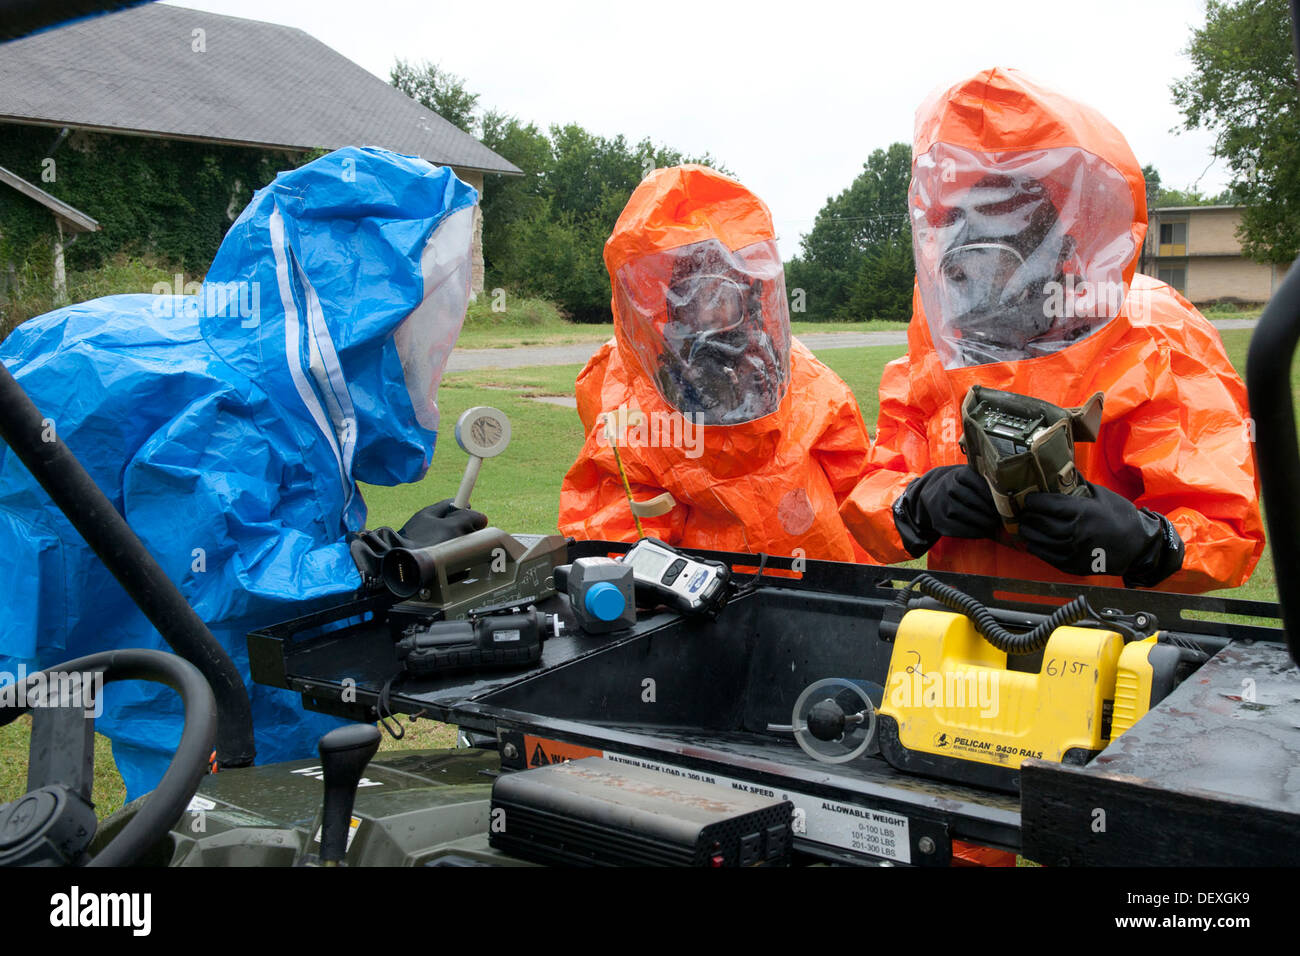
[1107,330,1264,593]
[839,355,935,564]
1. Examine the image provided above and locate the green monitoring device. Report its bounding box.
[960,385,1104,534]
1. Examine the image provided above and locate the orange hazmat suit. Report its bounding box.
[840,68,1263,593]
[559,165,872,562]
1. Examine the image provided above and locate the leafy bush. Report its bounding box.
[464,291,569,329]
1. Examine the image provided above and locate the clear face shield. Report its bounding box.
[615,238,792,425]
[912,144,1137,369]
[393,206,474,431]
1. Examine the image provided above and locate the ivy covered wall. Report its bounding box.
[0,122,300,282]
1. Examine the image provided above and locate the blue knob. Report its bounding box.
[584,581,626,622]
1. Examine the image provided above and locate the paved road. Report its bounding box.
[445,329,911,372]
[447,318,1257,372]
[447,341,613,372]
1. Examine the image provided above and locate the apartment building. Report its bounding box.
[1140,204,1289,305]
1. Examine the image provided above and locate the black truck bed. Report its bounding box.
[247,541,1295,865]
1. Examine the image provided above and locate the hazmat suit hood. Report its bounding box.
[200,146,478,512]
[604,164,794,474]
[909,67,1147,387]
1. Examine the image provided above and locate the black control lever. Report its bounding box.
[807,698,868,742]
[317,724,381,865]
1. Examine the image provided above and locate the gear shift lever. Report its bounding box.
[316,723,381,865]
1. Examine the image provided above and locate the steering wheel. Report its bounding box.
[0,648,216,866]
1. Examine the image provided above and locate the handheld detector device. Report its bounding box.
[621,537,731,617]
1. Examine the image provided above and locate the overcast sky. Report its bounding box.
[168,0,1229,259]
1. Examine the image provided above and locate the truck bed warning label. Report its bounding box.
[523,735,603,767]
[604,751,911,864]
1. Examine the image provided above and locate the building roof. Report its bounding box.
[0,3,521,176]
[0,164,100,232]
[1150,204,1244,213]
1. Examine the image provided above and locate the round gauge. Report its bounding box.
[455,406,511,458]
[791,678,879,764]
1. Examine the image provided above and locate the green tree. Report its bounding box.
[523,126,727,321]
[841,234,915,320]
[481,120,729,322]
[1142,164,1241,207]
[390,59,731,322]
[1141,163,1162,208]
[390,59,480,134]
[478,110,552,280]
[1171,0,1300,262]
[1157,184,1241,206]
[786,142,914,321]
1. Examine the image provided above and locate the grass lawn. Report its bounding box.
[455,302,1251,352]
[456,324,611,350]
[0,325,1284,820]
[362,363,588,531]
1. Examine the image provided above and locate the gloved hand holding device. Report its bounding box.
[1018,481,1184,588]
[892,464,1004,558]
[348,498,488,582]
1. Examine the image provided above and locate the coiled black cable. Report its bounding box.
[895,574,1100,655]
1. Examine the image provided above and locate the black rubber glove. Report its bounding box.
[892,464,1004,558]
[348,498,488,583]
[1017,482,1184,587]
[394,499,488,544]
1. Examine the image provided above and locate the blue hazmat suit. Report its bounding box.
[0,146,479,799]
